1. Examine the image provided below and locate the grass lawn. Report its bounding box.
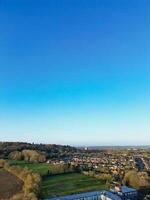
[40,173,107,199]
[8,160,55,176]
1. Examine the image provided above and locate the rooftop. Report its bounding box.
[46,191,103,200]
[101,191,122,200]
[110,186,137,194]
[46,187,137,200]
[121,186,137,193]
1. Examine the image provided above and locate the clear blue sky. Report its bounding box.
[0,0,150,146]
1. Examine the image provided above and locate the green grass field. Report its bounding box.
[8,160,55,176]
[40,173,107,199]
[8,160,107,199]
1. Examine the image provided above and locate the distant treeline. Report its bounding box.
[0,142,77,159]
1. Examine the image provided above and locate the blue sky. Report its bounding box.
[0,0,150,145]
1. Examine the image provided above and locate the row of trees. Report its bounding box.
[9,150,46,163]
[82,168,150,190]
[124,170,150,189]
[47,163,78,175]
[82,170,112,188]
[0,159,41,200]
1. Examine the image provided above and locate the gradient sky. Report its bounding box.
[0,0,150,146]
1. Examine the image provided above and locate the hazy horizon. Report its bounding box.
[0,0,150,145]
[1,140,150,148]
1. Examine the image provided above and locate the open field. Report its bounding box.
[8,160,107,199]
[8,160,54,176]
[40,173,107,199]
[0,169,23,200]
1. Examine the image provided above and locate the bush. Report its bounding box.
[22,150,46,163]
[0,159,7,168]
[9,151,22,161]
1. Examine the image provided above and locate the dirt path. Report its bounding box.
[0,169,23,200]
